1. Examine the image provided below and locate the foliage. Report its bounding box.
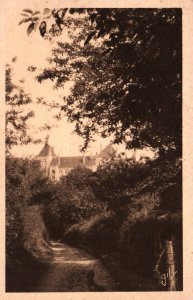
[63,212,120,255]
[43,167,107,239]
[62,158,182,290]
[6,151,182,291]
[21,8,182,157]
[6,155,55,291]
[41,154,181,241]
[59,167,108,220]
[88,154,181,215]
[5,62,40,152]
[6,203,52,292]
[91,157,151,210]
[117,213,182,289]
[21,205,52,261]
[6,156,52,263]
[18,8,68,37]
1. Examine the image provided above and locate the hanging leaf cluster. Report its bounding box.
[19,8,68,37]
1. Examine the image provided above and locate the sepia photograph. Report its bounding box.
[2,1,185,294]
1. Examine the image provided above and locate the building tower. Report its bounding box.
[36,135,56,176]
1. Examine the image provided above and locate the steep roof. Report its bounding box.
[37,143,56,157]
[99,144,116,158]
[37,143,115,167]
[49,157,59,167]
[50,156,96,169]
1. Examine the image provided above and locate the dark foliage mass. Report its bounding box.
[42,167,107,239]
[62,157,182,290]
[6,157,51,261]
[21,8,182,157]
[6,156,53,291]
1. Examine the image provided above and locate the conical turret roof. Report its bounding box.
[99,144,116,158]
[37,142,56,157]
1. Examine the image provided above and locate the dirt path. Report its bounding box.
[34,241,115,292]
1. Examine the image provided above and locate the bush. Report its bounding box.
[43,167,108,240]
[63,212,121,255]
[91,158,150,210]
[117,213,182,286]
[6,156,53,291]
[21,205,52,261]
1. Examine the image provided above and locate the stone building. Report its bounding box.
[37,139,115,181]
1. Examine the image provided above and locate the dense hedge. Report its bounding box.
[6,157,53,291]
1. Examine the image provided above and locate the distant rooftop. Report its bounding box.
[37,142,56,157]
[50,156,96,168]
[37,141,115,162]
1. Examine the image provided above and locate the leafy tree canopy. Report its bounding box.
[91,155,181,212]
[5,61,41,152]
[21,8,182,158]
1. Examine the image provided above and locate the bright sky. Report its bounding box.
[4,2,153,160]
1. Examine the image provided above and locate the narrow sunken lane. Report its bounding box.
[34,241,115,292]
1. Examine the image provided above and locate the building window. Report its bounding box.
[52,169,55,174]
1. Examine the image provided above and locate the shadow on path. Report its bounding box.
[33,241,115,292]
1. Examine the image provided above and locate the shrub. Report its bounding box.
[63,212,120,255]
[43,167,108,239]
[6,156,52,292]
